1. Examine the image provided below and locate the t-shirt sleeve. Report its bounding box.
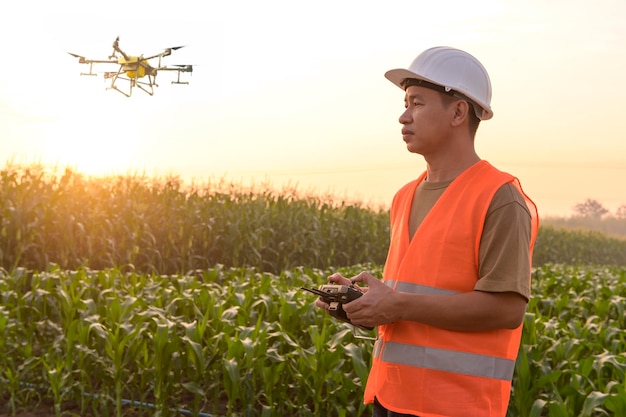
[475,183,533,300]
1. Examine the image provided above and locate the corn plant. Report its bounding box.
[509,264,626,416]
[0,164,391,275]
[1,263,625,416]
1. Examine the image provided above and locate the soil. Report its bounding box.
[1,402,219,417]
[0,402,143,417]
[1,395,225,416]
[0,410,58,417]
[1,405,75,417]
[1,402,91,417]
[0,407,147,417]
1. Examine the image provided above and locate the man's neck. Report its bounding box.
[425,153,481,182]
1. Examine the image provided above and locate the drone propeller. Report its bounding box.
[163,45,185,56]
[142,45,186,61]
[68,52,86,63]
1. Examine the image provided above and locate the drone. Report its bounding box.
[68,37,193,97]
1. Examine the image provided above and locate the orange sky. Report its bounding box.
[1,0,625,217]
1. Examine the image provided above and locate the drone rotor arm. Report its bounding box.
[158,64,193,84]
[144,45,185,61]
[158,64,193,72]
[68,53,118,65]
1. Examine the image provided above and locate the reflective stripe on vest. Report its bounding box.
[373,339,516,381]
[380,277,516,381]
[384,280,459,296]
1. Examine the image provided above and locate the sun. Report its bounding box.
[42,95,145,177]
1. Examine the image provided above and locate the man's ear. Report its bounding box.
[451,100,471,127]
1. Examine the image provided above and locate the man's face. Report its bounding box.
[399,85,452,156]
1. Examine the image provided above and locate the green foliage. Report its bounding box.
[0,165,389,274]
[533,225,626,266]
[0,264,380,416]
[4,164,626,275]
[509,264,626,417]
[3,164,626,417]
[1,264,625,416]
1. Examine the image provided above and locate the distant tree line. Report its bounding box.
[542,198,626,239]
[572,198,626,219]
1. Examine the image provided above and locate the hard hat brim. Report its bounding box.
[385,68,435,90]
[384,68,493,120]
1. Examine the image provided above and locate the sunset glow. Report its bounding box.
[1,0,625,216]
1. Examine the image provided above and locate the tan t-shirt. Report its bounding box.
[408,178,532,300]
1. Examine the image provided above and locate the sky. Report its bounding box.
[1,0,625,217]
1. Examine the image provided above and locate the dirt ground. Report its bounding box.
[0,411,56,417]
[1,398,220,416]
[0,407,140,417]
[1,403,213,417]
[1,407,66,417]
[1,403,84,417]
[0,402,139,417]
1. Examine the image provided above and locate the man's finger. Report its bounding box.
[328,273,351,285]
[350,271,372,285]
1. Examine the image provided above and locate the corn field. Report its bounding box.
[2,165,626,273]
[1,264,374,417]
[0,165,389,275]
[1,264,625,416]
[1,164,626,416]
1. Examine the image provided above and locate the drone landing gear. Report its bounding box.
[171,70,189,85]
[80,63,99,77]
[104,72,156,97]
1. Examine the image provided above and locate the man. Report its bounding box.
[317,46,538,416]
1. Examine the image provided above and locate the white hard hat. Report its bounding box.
[385,46,493,120]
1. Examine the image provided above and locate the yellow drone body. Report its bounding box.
[118,56,149,79]
[68,37,192,97]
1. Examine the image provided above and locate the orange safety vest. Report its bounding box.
[364,161,538,417]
